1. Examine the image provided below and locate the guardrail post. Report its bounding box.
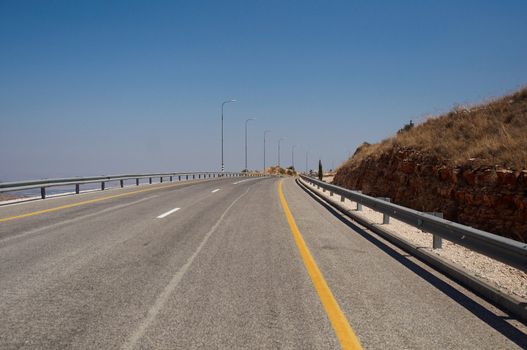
[120,179,124,188]
[340,195,345,202]
[357,191,363,211]
[170,176,173,182]
[427,212,444,249]
[193,174,195,179]
[75,184,80,194]
[136,178,139,186]
[380,197,391,224]
[179,175,181,181]
[186,175,189,180]
[160,177,163,183]
[40,187,46,199]
[149,177,152,184]
[101,182,105,191]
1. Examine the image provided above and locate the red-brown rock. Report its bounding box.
[400,161,416,174]
[333,147,527,242]
[496,169,517,186]
[476,169,497,185]
[462,170,476,186]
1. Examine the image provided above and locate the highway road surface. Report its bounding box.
[0,176,526,349]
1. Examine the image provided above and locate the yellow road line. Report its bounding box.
[0,182,194,223]
[278,180,363,350]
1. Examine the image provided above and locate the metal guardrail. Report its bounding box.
[300,175,527,273]
[0,172,263,199]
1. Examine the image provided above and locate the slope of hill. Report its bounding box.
[334,88,527,242]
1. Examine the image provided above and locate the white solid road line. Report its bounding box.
[156,207,181,219]
[211,189,221,193]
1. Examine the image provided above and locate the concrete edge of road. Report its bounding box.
[295,178,527,324]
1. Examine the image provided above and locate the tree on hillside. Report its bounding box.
[318,160,323,180]
[397,120,414,134]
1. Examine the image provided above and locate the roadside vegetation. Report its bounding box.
[343,88,527,171]
[267,166,297,176]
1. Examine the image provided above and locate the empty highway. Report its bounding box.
[0,176,526,349]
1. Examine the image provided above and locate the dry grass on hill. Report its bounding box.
[344,88,527,170]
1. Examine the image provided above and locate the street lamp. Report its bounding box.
[305,151,309,174]
[244,118,256,171]
[292,145,296,170]
[264,130,271,174]
[221,99,237,173]
[278,138,285,167]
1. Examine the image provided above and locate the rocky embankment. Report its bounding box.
[334,88,527,242]
[334,148,527,242]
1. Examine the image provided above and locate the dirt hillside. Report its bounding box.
[334,88,527,242]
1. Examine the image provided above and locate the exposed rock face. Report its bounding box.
[333,148,527,242]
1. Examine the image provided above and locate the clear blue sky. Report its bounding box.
[1,0,526,180]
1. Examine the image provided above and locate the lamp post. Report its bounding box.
[278,138,285,167]
[305,151,309,174]
[221,99,237,173]
[292,145,296,170]
[264,130,271,174]
[244,118,256,171]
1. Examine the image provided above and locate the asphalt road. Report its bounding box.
[0,176,526,349]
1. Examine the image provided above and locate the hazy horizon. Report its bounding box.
[1,0,526,181]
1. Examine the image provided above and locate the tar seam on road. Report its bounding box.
[0,181,203,223]
[121,186,251,350]
[0,195,159,245]
[278,180,363,350]
[156,207,181,219]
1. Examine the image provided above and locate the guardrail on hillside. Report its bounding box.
[299,174,527,273]
[0,172,262,200]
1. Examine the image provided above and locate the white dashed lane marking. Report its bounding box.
[156,208,181,219]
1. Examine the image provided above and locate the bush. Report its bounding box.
[397,120,414,134]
